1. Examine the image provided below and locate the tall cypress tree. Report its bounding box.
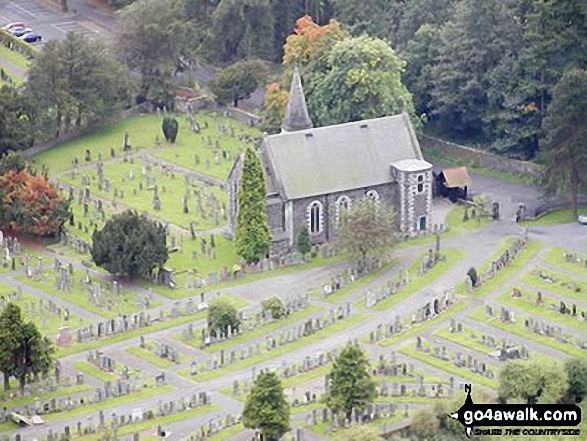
[235,147,271,263]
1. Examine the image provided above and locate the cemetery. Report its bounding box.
[1,104,585,441]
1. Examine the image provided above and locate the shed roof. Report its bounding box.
[441,167,471,188]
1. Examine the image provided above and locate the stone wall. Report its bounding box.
[420,134,543,176]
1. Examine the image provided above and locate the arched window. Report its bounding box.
[366,190,380,202]
[336,195,352,226]
[307,201,323,234]
[417,174,424,193]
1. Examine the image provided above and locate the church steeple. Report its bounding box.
[281,67,313,132]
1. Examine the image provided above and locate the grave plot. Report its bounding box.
[496,286,587,331]
[151,111,260,180]
[360,247,465,311]
[469,306,587,359]
[179,413,245,441]
[179,304,367,381]
[399,337,499,389]
[0,282,89,337]
[59,159,229,231]
[177,293,318,352]
[14,254,161,319]
[368,291,466,347]
[126,339,187,368]
[522,268,587,303]
[73,351,141,382]
[317,255,397,304]
[61,191,114,244]
[543,247,587,277]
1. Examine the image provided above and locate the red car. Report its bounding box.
[2,22,25,31]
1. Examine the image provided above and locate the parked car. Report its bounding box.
[9,27,33,37]
[20,32,41,43]
[3,22,26,31]
[578,213,587,225]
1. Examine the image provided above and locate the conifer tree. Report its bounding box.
[235,147,270,263]
[326,342,376,420]
[243,371,290,440]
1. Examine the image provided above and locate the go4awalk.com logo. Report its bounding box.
[448,385,582,437]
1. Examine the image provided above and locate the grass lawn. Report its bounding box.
[522,269,587,304]
[151,112,260,181]
[0,384,91,408]
[464,239,542,297]
[56,307,209,358]
[376,300,470,347]
[72,361,121,382]
[0,45,31,69]
[126,344,185,368]
[204,423,245,441]
[0,281,90,337]
[321,258,398,304]
[445,204,492,231]
[374,395,449,405]
[496,289,586,332]
[542,247,587,278]
[15,273,161,319]
[148,252,347,300]
[521,206,587,226]
[59,158,228,231]
[75,404,219,440]
[365,248,465,312]
[468,307,587,359]
[399,344,498,390]
[309,414,404,438]
[179,314,370,382]
[181,304,323,353]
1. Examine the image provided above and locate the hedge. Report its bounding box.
[0,29,36,60]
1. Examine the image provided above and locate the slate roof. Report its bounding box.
[281,67,313,132]
[262,112,425,200]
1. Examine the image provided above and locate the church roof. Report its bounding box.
[281,67,313,132]
[262,112,426,200]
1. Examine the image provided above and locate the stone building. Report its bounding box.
[227,68,433,251]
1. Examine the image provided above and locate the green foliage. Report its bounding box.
[207,298,240,337]
[0,86,35,155]
[0,151,29,175]
[161,116,179,143]
[0,303,54,393]
[234,147,270,263]
[336,199,397,262]
[539,69,587,214]
[564,358,587,401]
[91,211,168,279]
[261,296,286,320]
[116,0,189,103]
[26,33,130,139]
[410,406,440,439]
[326,342,376,419]
[338,424,383,441]
[296,226,311,256]
[309,36,417,127]
[467,267,478,286]
[209,60,266,107]
[498,360,567,404]
[243,371,290,441]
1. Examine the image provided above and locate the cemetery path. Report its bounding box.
[0,273,103,323]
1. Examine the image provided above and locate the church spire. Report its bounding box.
[281,67,313,132]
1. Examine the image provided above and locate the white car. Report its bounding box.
[578,213,587,225]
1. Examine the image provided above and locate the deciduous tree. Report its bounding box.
[540,69,587,215]
[207,298,240,337]
[259,82,289,134]
[498,360,567,404]
[243,371,290,440]
[235,147,270,263]
[0,169,69,236]
[326,342,376,420]
[336,199,397,267]
[338,424,383,441]
[91,211,168,279]
[564,358,587,401]
[261,296,286,320]
[209,60,266,107]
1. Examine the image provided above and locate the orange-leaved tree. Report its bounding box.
[0,170,70,236]
[260,82,290,134]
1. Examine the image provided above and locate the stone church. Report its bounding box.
[227,68,433,251]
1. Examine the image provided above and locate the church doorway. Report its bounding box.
[419,216,427,231]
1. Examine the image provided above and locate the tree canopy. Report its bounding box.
[498,360,568,404]
[209,60,266,107]
[91,211,168,279]
[234,147,271,263]
[243,371,290,440]
[207,298,240,338]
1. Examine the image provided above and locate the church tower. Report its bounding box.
[281,67,313,132]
